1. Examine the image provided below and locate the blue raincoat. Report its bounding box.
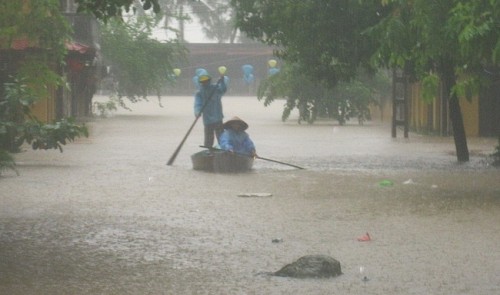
[219,129,255,155]
[194,76,227,125]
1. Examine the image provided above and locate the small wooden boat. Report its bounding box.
[191,150,254,173]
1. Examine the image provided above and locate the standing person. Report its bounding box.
[219,116,257,157]
[194,69,227,147]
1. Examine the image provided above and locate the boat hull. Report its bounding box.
[191,150,254,173]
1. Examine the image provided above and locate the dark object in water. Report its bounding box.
[274,255,342,278]
[238,193,272,198]
[191,150,254,173]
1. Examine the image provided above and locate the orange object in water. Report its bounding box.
[357,232,371,242]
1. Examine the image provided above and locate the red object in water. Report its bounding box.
[357,232,371,242]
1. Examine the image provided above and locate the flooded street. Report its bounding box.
[1,95,499,295]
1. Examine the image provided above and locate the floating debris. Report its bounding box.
[237,193,273,198]
[378,179,394,187]
[357,232,372,242]
[403,179,414,184]
[360,266,370,282]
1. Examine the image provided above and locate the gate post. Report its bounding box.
[392,68,409,138]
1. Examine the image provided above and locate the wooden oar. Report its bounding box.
[200,146,305,170]
[166,78,223,166]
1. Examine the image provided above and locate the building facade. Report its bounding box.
[0,0,102,123]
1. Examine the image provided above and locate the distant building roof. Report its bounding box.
[8,38,94,54]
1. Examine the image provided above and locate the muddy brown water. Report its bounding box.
[1,95,499,295]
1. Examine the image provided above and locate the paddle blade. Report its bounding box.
[166,145,181,165]
[166,155,176,166]
[167,117,201,166]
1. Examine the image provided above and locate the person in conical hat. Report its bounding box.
[223,116,249,130]
[219,116,256,157]
[194,69,227,147]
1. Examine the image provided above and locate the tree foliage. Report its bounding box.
[231,0,388,88]
[0,0,71,97]
[191,0,238,43]
[99,15,187,102]
[75,0,161,21]
[369,0,500,162]
[449,1,500,66]
[0,0,70,56]
[0,78,88,175]
[0,149,16,175]
[1,78,88,152]
[1,0,89,174]
[234,0,390,126]
[257,63,388,125]
[152,0,241,43]
[257,63,331,124]
[233,0,500,162]
[0,0,70,102]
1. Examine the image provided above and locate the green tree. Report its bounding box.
[100,15,187,103]
[233,0,500,162]
[257,63,332,124]
[258,63,384,125]
[1,78,88,152]
[370,0,500,162]
[231,0,387,88]
[0,0,70,91]
[0,0,88,175]
[332,79,377,126]
[233,0,388,125]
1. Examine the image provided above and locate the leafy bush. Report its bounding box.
[0,149,18,176]
[21,118,88,152]
[0,78,88,175]
[93,97,118,117]
[257,63,385,125]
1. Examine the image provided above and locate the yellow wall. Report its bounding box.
[30,87,56,123]
[369,98,392,122]
[410,83,426,130]
[408,82,480,136]
[460,96,479,137]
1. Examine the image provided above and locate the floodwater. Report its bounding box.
[1,95,499,295]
